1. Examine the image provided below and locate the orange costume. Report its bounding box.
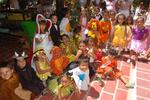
[98,19,112,43]
[0,73,22,100]
[50,47,69,76]
[87,19,100,39]
[96,56,122,79]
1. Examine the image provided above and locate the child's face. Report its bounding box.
[37,51,46,59]
[79,62,88,72]
[0,67,13,80]
[61,76,70,86]
[79,42,86,51]
[109,11,115,19]
[62,36,69,43]
[17,58,26,69]
[127,17,132,25]
[88,39,94,46]
[40,24,46,32]
[136,18,144,27]
[103,12,110,19]
[118,15,125,24]
[51,15,58,24]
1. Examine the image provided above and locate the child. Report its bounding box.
[69,56,90,93]
[96,50,134,88]
[50,46,69,76]
[33,14,53,60]
[50,14,61,46]
[79,8,87,39]
[109,10,116,42]
[60,34,77,62]
[99,10,112,47]
[14,52,45,96]
[75,40,88,61]
[126,16,134,29]
[0,61,22,100]
[129,17,149,54]
[47,72,75,99]
[33,48,51,84]
[59,7,72,36]
[73,26,83,47]
[112,13,131,54]
[87,37,102,69]
[58,74,75,99]
[0,61,31,100]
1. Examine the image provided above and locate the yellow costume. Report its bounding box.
[36,61,51,80]
[60,42,77,62]
[112,25,127,47]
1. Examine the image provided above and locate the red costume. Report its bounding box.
[96,56,122,79]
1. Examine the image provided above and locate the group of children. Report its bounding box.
[1,4,150,100]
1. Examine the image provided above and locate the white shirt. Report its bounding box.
[69,67,90,91]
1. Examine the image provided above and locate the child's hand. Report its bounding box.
[76,50,83,56]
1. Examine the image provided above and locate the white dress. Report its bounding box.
[34,32,53,60]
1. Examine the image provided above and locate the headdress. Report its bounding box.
[13,52,28,60]
[33,47,45,57]
[36,14,52,34]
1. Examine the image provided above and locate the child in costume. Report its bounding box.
[69,56,90,93]
[87,37,102,70]
[128,17,149,63]
[79,8,88,39]
[50,46,69,76]
[109,10,116,42]
[126,15,134,29]
[75,40,88,61]
[46,71,75,99]
[33,49,51,84]
[0,61,31,100]
[99,10,112,47]
[129,17,149,53]
[33,14,53,60]
[112,13,132,54]
[73,25,83,47]
[59,7,72,36]
[60,34,77,62]
[86,18,100,44]
[14,52,45,96]
[96,50,134,88]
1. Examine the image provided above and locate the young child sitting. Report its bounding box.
[96,50,134,88]
[69,56,90,93]
[60,34,77,62]
[0,61,31,100]
[13,52,45,97]
[47,73,75,99]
